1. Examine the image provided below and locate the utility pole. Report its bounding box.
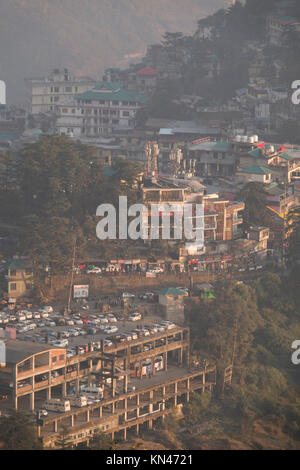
[67,238,77,315]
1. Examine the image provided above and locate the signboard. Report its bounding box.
[73,285,89,299]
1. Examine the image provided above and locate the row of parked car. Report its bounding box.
[105,321,177,346]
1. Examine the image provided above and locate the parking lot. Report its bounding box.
[0,288,181,357]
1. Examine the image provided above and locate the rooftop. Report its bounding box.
[158,287,186,296]
[5,340,58,364]
[136,66,158,76]
[76,83,149,104]
[241,165,272,175]
[189,141,232,152]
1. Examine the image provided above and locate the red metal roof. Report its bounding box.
[136,66,158,76]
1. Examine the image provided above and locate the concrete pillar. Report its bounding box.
[30,391,35,411]
[62,382,67,397]
[164,352,168,371]
[124,398,128,421]
[71,415,74,427]
[136,423,139,435]
[124,374,128,393]
[47,387,52,400]
[123,428,127,440]
[54,420,58,433]
[148,419,153,430]
[86,409,90,422]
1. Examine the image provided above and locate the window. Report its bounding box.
[25,269,32,275]
[10,283,17,291]
[65,86,72,92]
[52,356,57,363]
[62,108,68,113]
[59,355,64,361]
[123,111,130,117]
[54,87,59,93]
[10,270,16,276]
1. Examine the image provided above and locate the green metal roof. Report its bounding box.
[241,165,271,175]
[94,82,122,91]
[158,287,186,296]
[248,148,262,158]
[77,84,149,104]
[278,152,293,161]
[4,259,32,271]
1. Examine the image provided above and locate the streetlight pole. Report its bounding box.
[67,238,77,315]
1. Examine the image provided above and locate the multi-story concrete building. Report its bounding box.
[55,82,149,137]
[0,326,216,448]
[266,15,300,47]
[187,140,237,177]
[25,68,96,115]
[4,259,34,299]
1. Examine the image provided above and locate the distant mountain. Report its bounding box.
[0,0,225,104]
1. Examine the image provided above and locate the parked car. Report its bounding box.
[86,267,102,274]
[122,292,135,299]
[150,267,164,274]
[128,312,142,322]
[53,339,68,348]
[104,326,118,334]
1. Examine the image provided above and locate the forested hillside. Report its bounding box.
[0,0,225,103]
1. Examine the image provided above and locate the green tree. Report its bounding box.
[0,410,42,450]
[88,430,118,450]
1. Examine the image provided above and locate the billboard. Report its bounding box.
[73,285,89,299]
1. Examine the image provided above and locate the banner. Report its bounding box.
[73,285,89,299]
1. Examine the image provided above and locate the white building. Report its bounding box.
[25,68,96,115]
[55,82,149,137]
[0,80,6,105]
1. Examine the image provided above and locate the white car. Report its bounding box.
[41,306,53,313]
[106,315,117,323]
[160,321,176,330]
[53,339,68,348]
[129,313,142,322]
[122,292,135,299]
[86,267,102,274]
[104,326,118,334]
[150,267,164,274]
